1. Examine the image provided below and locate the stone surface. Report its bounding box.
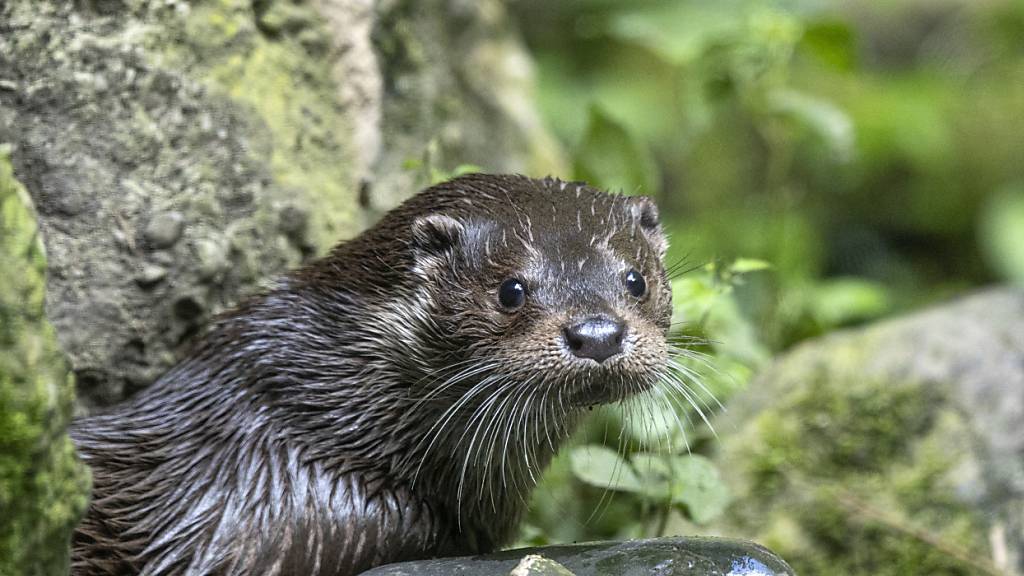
[713,288,1024,575]
[142,211,185,249]
[509,555,576,576]
[368,0,566,214]
[0,0,562,411]
[362,537,794,576]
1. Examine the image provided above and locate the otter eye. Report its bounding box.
[498,278,526,310]
[625,269,647,298]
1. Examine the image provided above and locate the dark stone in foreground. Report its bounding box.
[361,537,794,576]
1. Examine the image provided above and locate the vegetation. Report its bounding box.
[510,0,1024,560]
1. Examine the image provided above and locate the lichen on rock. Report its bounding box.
[0,0,356,408]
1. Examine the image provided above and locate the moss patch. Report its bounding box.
[168,0,357,249]
[0,150,90,576]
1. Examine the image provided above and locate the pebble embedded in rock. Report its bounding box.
[135,264,168,288]
[196,238,228,281]
[144,212,185,249]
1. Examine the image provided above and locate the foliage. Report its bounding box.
[517,0,1024,348]
[403,146,485,186]
[513,0,1024,561]
[573,106,659,196]
[570,447,729,526]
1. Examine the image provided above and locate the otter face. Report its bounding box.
[410,179,672,410]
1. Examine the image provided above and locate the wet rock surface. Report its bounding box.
[362,537,795,576]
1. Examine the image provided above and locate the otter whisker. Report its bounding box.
[657,369,717,438]
[405,357,488,402]
[656,384,694,452]
[412,367,506,487]
[457,373,526,514]
[408,359,498,406]
[665,354,725,412]
[662,361,718,418]
[479,372,535,504]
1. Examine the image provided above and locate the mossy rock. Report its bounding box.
[0,152,90,576]
[0,0,563,410]
[0,0,344,409]
[714,288,1024,575]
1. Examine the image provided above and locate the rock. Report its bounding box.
[0,0,562,410]
[135,263,168,287]
[143,211,184,249]
[194,237,229,282]
[0,153,89,576]
[361,537,794,576]
[712,288,1024,576]
[509,555,576,576]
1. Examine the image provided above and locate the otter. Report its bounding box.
[70,174,673,575]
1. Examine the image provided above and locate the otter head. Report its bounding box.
[406,175,671,413]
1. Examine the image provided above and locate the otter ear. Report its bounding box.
[411,214,464,254]
[628,196,667,257]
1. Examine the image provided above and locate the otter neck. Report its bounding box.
[188,284,582,539]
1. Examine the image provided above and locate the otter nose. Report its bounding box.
[563,316,626,363]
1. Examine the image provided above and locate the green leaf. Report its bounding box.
[452,164,484,177]
[667,454,730,524]
[670,276,720,327]
[800,20,858,71]
[573,105,659,196]
[729,258,772,274]
[810,278,891,328]
[768,89,854,162]
[628,453,730,524]
[629,453,674,501]
[607,1,747,66]
[980,185,1024,284]
[671,273,771,370]
[569,445,643,493]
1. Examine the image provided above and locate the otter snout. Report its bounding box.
[562,316,626,363]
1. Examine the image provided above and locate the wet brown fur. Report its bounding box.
[70,174,672,575]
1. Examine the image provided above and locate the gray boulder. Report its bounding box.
[714,288,1024,575]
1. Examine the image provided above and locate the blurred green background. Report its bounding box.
[507,0,1024,562]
